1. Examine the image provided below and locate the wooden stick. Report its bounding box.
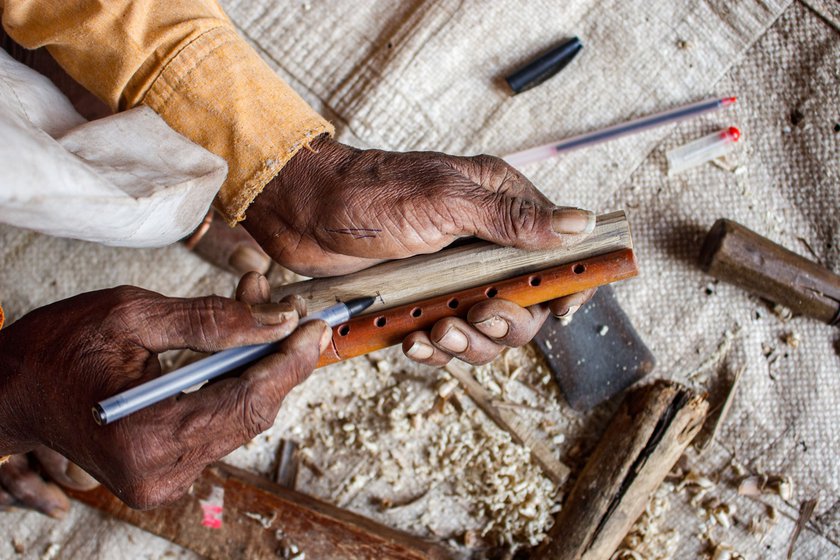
[274,211,632,314]
[445,361,570,485]
[535,380,708,560]
[700,218,840,325]
[66,463,455,560]
[275,211,636,367]
[273,439,299,488]
[787,498,818,559]
[694,364,745,453]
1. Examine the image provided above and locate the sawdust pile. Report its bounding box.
[282,345,582,551]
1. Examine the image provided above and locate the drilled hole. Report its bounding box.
[485,287,498,298]
[411,307,423,318]
[375,316,387,327]
[529,276,542,287]
[338,325,350,336]
[448,298,459,309]
[573,263,586,274]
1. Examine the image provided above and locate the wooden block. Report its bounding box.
[700,218,840,325]
[535,381,708,560]
[66,463,455,560]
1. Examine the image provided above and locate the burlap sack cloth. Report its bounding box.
[0,0,837,557]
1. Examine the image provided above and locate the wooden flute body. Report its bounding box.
[271,211,637,367]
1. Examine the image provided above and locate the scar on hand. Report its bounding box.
[326,227,382,239]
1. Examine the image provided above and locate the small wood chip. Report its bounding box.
[787,498,818,559]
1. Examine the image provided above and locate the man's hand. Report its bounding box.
[0,273,329,510]
[244,137,596,365]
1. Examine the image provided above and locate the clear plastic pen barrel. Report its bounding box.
[666,127,740,175]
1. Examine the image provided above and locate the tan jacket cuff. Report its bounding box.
[139,26,334,224]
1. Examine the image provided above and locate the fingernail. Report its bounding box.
[552,208,596,234]
[406,341,434,360]
[251,302,296,325]
[46,503,69,519]
[555,304,580,319]
[436,327,469,353]
[230,246,271,274]
[285,294,307,317]
[473,316,509,338]
[319,326,333,353]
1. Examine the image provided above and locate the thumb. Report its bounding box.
[239,320,330,400]
[458,191,596,250]
[170,321,329,450]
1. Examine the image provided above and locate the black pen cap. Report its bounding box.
[505,36,582,94]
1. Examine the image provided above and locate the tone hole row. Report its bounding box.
[336,264,586,337]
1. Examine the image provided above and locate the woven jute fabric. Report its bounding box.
[0,0,837,557]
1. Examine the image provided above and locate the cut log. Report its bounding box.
[535,380,708,560]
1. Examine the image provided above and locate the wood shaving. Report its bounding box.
[748,504,778,542]
[243,511,276,529]
[783,331,800,348]
[709,543,745,560]
[274,529,304,560]
[677,470,716,505]
[289,346,574,551]
[737,474,793,500]
[787,498,818,559]
[772,303,793,322]
[611,482,679,560]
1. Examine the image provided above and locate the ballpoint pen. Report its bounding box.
[93,296,375,425]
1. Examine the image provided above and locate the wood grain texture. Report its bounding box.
[274,211,632,314]
[535,381,708,560]
[700,218,840,325]
[445,361,570,485]
[66,463,456,560]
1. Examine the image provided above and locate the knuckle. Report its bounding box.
[118,479,162,510]
[471,153,505,172]
[503,196,538,233]
[103,286,150,327]
[186,296,230,342]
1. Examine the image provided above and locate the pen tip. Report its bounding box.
[345,296,377,316]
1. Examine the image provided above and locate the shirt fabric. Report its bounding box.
[1,0,334,225]
[0,48,226,247]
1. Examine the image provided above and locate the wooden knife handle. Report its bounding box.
[317,248,638,367]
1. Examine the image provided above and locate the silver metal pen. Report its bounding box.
[93,296,375,425]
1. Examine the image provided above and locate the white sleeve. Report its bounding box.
[0,49,227,248]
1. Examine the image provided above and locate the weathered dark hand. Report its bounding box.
[0,273,329,510]
[245,137,596,365]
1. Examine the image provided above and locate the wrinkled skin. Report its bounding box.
[245,137,596,367]
[1,140,597,516]
[0,273,328,512]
